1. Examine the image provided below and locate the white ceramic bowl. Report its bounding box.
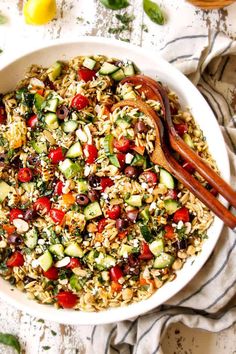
[0,37,229,325]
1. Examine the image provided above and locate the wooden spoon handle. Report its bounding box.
[165,149,236,231]
[169,133,236,208]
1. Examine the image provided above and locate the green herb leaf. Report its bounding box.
[0,13,7,25]
[0,333,21,353]
[143,0,165,25]
[99,0,129,10]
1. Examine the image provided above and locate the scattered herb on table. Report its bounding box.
[0,333,21,353]
[141,24,149,32]
[0,13,7,25]
[143,0,165,25]
[42,346,51,351]
[99,0,130,10]
[108,12,134,36]
[0,49,3,54]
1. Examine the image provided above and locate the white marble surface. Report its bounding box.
[0,1,236,353]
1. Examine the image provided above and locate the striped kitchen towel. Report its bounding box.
[87,30,236,354]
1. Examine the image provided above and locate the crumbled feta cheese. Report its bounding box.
[132,239,139,247]
[177,221,184,229]
[141,182,148,189]
[31,259,39,268]
[125,153,134,164]
[101,192,109,200]
[84,165,91,177]
[150,202,157,210]
[38,239,45,245]
[55,257,71,268]
[148,188,154,194]
[59,279,68,285]
[76,129,88,143]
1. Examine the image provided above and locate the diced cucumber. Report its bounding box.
[70,274,83,291]
[49,244,64,258]
[77,179,88,193]
[34,93,44,111]
[116,118,131,129]
[149,239,164,256]
[111,68,125,81]
[95,253,116,269]
[109,154,120,168]
[44,113,59,130]
[183,133,194,149]
[99,62,119,75]
[119,244,133,257]
[62,120,78,133]
[22,182,35,194]
[104,134,114,155]
[0,181,11,202]
[66,142,82,158]
[64,242,83,258]
[24,228,38,249]
[83,57,96,70]
[125,195,143,207]
[31,140,47,154]
[131,154,147,168]
[153,253,175,269]
[38,250,53,272]
[47,61,62,82]
[123,63,135,77]
[59,159,82,179]
[159,168,175,189]
[139,207,150,222]
[164,199,180,215]
[84,202,102,220]
[44,98,59,113]
[87,249,98,264]
[123,90,137,100]
[140,225,152,242]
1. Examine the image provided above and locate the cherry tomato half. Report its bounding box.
[43,266,58,280]
[117,153,126,169]
[49,208,65,224]
[54,181,64,195]
[78,68,96,82]
[0,106,6,124]
[139,171,158,186]
[18,168,33,183]
[71,94,89,110]
[107,205,121,220]
[114,137,131,153]
[66,258,82,269]
[164,225,175,239]
[100,177,114,192]
[6,251,24,267]
[173,207,190,223]
[27,114,38,129]
[97,218,107,233]
[174,123,188,136]
[10,208,24,223]
[33,197,51,214]
[56,291,78,308]
[139,241,154,260]
[48,147,65,164]
[83,144,98,164]
[109,265,123,282]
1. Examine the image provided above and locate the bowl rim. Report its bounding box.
[0,36,229,325]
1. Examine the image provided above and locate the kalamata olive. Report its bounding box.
[122,255,140,275]
[177,239,187,250]
[7,234,23,245]
[76,194,90,206]
[126,209,139,223]
[56,105,69,120]
[11,155,22,169]
[116,218,128,231]
[124,166,139,179]
[88,189,100,202]
[88,175,101,188]
[134,120,148,134]
[24,209,37,221]
[139,171,158,186]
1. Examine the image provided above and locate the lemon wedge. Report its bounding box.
[23,0,57,25]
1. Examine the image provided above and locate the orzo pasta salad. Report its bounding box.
[0,55,216,311]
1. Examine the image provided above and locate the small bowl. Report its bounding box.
[0,37,229,325]
[186,0,235,9]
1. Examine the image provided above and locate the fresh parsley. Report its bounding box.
[143,0,165,25]
[99,0,130,10]
[0,333,21,353]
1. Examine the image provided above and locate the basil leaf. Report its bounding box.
[0,14,7,25]
[99,0,130,10]
[143,0,165,25]
[0,333,21,353]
